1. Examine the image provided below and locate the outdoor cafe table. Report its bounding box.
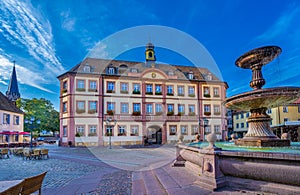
[0,179,23,193]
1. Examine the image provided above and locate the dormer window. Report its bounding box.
[168,71,174,76]
[83,63,91,72]
[108,67,115,75]
[131,68,138,73]
[188,71,194,79]
[206,73,212,80]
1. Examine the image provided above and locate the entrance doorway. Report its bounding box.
[147,126,162,144]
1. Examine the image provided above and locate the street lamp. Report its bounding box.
[24,116,41,149]
[105,117,117,149]
[199,118,209,141]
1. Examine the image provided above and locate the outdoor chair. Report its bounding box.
[23,148,31,160]
[31,149,41,160]
[40,149,49,159]
[20,172,47,195]
[0,149,9,159]
[0,180,23,195]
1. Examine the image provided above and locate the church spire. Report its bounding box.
[6,61,20,103]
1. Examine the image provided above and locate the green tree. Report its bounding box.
[16,98,59,135]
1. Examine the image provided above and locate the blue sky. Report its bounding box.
[1,0,300,110]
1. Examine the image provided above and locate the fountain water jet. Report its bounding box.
[225,46,300,147]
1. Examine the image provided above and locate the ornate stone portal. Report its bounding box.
[225,46,300,147]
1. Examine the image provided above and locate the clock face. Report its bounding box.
[152,72,156,78]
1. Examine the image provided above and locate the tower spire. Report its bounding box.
[6,61,20,103]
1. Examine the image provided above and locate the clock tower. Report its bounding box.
[145,42,156,67]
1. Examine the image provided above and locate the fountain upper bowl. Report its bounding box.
[224,87,300,111]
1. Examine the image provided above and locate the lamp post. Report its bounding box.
[105,117,117,149]
[199,118,209,141]
[24,116,41,149]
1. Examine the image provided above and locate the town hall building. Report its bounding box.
[58,43,228,146]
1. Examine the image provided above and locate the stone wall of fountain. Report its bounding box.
[176,144,300,193]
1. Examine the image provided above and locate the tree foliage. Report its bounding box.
[16,98,59,134]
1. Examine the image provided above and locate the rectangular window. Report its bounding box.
[155,104,163,114]
[155,84,162,95]
[192,125,198,135]
[204,87,210,97]
[241,113,244,118]
[146,104,153,114]
[89,125,97,136]
[118,126,126,136]
[121,82,129,93]
[205,126,211,133]
[146,84,153,95]
[170,125,177,135]
[121,103,129,113]
[63,81,67,89]
[133,103,141,112]
[181,125,188,135]
[241,123,244,128]
[107,102,115,113]
[213,87,220,97]
[133,83,140,94]
[188,86,195,97]
[178,104,185,115]
[107,81,115,93]
[63,102,67,113]
[89,101,97,113]
[246,112,250,117]
[89,80,97,91]
[13,115,20,125]
[167,104,174,113]
[236,123,239,128]
[76,80,85,91]
[76,125,85,136]
[105,126,114,136]
[177,86,184,96]
[284,118,288,122]
[213,105,220,115]
[76,101,85,113]
[246,122,249,128]
[214,125,220,133]
[283,106,288,113]
[63,126,67,137]
[236,114,239,119]
[131,125,139,136]
[188,105,195,115]
[167,85,173,95]
[204,104,211,114]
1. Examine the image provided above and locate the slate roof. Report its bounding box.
[59,58,221,82]
[0,92,23,114]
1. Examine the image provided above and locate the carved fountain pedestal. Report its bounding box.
[225,46,300,147]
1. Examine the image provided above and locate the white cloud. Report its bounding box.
[61,9,76,32]
[0,54,54,93]
[0,0,65,76]
[256,5,300,41]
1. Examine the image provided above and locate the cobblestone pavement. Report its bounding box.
[0,145,134,194]
[0,144,287,195]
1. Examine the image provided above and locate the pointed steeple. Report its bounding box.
[6,61,20,102]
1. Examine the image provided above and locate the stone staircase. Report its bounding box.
[132,165,210,195]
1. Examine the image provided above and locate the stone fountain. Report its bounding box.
[225,46,300,147]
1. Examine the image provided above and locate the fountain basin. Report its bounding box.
[225,87,300,111]
[177,144,300,192]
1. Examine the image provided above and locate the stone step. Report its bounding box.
[132,170,167,195]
